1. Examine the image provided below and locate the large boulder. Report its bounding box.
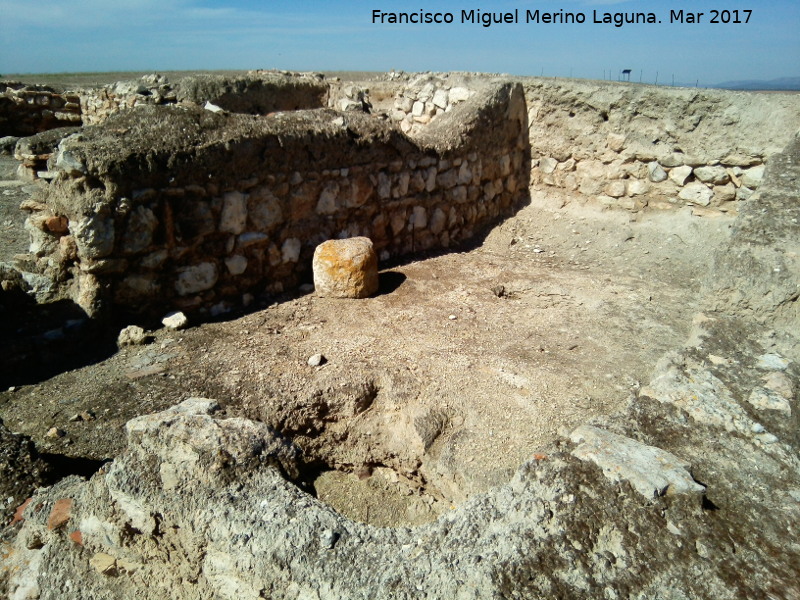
[312,237,379,299]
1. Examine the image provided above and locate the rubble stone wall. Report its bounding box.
[0,84,82,136]
[23,81,528,321]
[522,79,800,212]
[79,73,330,125]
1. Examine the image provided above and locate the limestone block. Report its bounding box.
[175,262,218,296]
[316,182,340,215]
[605,180,626,198]
[248,189,283,230]
[647,162,668,183]
[122,206,158,254]
[313,237,379,299]
[430,208,447,235]
[713,183,736,203]
[281,238,302,263]
[741,165,765,189]
[395,96,414,112]
[570,425,705,498]
[457,162,472,185]
[627,180,650,196]
[225,255,248,276]
[412,206,427,230]
[607,133,626,152]
[432,89,449,109]
[436,169,458,189]
[448,87,471,103]
[668,165,693,186]
[118,325,147,347]
[411,101,425,117]
[678,183,713,206]
[660,153,685,168]
[539,157,558,174]
[220,191,248,234]
[693,165,730,185]
[72,214,115,259]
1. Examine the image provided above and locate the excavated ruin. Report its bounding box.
[1,70,799,599]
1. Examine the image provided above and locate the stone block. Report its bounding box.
[678,182,713,206]
[313,237,379,299]
[220,191,248,234]
[668,165,693,186]
[741,165,765,189]
[175,262,218,296]
[693,165,730,185]
[648,162,668,183]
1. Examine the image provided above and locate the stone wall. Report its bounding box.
[0,84,81,136]
[522,79,800,213]
[20,81,528,321]
[80,72,330,125]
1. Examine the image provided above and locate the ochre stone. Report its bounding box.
[313,237,379,299]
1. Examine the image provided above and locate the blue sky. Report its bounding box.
[1,0,797,84]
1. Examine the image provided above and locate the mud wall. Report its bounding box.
[0,84,82,136]
[522,79,800,212]
[23,82,528,321]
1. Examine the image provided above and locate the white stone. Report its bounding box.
[605,181,626,198]
[747,388,791,415]
[316,182,340,215]
[756,354,789,371]
[162,311,189,330]
[448,87,471,103]
[204,101,224,113]
[678,183,713,206]
[570,425,706,498]
[432,89,449,109]
[693,165,730,185]
[225,255,248,276]
[175,262,218,295]
[668,165,693,186]
[117,325,147,346]
[411,101,425,117]
[627,180,650,196]
[539,157,558,174]
[281,238,302,263]
[741,164,765,189]
[411,206,427,230]
[220,191,248,234]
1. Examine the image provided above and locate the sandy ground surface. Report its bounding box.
[0,176,735,526]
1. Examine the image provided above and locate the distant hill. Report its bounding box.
[713,76,800,91]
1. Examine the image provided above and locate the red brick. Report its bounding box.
[47,498,73,530]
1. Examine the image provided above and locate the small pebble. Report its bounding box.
[751,423,765,434]
[448,314,457,320]
[307,354,326,367]
[45,427,65,439]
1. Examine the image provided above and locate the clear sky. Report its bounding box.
[1,0,797,85]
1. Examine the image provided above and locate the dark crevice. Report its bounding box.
[38,452,110,483]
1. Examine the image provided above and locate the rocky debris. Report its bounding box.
[312,237,379,299]
[569,425,705,497]
[117,325,148,347]
[0,420,51,524]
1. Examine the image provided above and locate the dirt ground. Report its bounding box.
[0,180,735,526]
